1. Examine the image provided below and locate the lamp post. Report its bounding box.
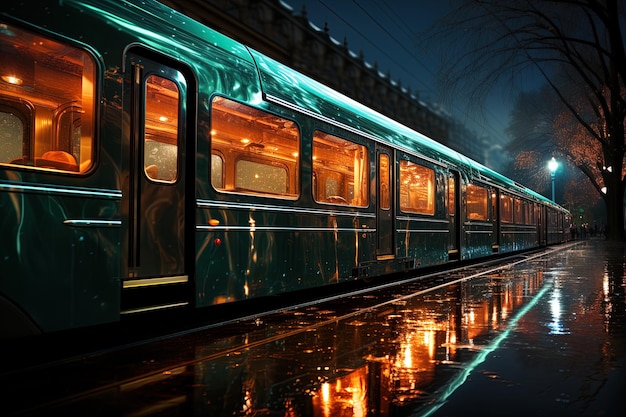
[548,157,558,202]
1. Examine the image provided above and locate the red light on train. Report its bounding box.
[214,238,222,246]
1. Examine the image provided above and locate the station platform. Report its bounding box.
[2,239,624,416]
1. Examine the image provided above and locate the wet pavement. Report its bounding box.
[2,240,625,416]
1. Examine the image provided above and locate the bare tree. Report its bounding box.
[431,0,626,240]
[505,87,604,225]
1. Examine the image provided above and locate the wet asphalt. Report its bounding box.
[2,239,624,416]
[423,240,625,417]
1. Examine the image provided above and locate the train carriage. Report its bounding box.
[0,0,569,338]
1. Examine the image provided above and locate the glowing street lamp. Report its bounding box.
[548,157,559,202]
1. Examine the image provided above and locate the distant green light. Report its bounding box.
[548,157,559,173]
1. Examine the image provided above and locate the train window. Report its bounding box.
[312,131,369,206]
[144,75,179,182]
[447,175,456,215]
[526,202,535,225]
[0,101,29,163]
[211,153,224,189]
[500,194,513,223]
[0,22,95,173]
[211,96,300,198]
[379,153,390,210]
[57,104,83,161]
[466,184,488,220]
[236,159,288,193]
[399,159,435,215]
[514,198,523,224]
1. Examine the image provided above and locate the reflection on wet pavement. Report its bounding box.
[3,241,625,416]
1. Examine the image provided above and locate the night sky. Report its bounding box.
[287,0,513,155]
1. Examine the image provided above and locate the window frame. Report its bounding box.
[398,158,436,216]
[466,183,489,221]
[500,193,514,223]
[379,152,391,211]
[312,130,370,207]
[0,21,97,174]
[234,156,290,195]
[0,98,33,165]
[210,96,301,200]
[143,73,181,184]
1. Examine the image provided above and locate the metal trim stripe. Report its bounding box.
[196,199,376,218]
[197,225,376,233]
[63,219,122,227]
[122,275,189,288]
[398,229,449,234]
[0,182,122,199]
[120,302,189,315]
[396,216,449,224]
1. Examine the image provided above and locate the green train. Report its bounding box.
[0,0,569,338]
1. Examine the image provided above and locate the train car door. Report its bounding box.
[377,145,394,258]
[447,171,461,260]
[122,53,192,313]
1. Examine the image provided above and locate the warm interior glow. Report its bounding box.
[0,21,95,173]
[1,75,23,85]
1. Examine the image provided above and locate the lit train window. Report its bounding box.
[211,96,300,198]
[211,154,224,189]
[0,101,28,163]
[236,159,287,194]
[144,75,179,182]
[526,202,535,225]
[514,198,524,224]
[379,153,390,210]
[447,175,456,215]
[466,184,488,220]
[500,194,513,223]
[399,160,435,215]
[0,22,95,173]
[312,131,369,207]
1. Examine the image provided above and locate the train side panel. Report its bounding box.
[194,104,378,305]
[0,0,570,338]
[0,0,261,334]
[195,203,374,305]
[396,162,449,268]
[498,197,540,252]
[461,182,496,259]
[0,9,125,334]
[0,177,121,334]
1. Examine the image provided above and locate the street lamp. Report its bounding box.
[548,157,559,202]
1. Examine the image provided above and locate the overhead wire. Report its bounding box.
[350,0,438,80]
[372,0,512,143]
[371,0,518,139]
[313,0,433,95]
[311,0,510,143]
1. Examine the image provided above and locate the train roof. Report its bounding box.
[249,51,562,209]
[250,51,465,164]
